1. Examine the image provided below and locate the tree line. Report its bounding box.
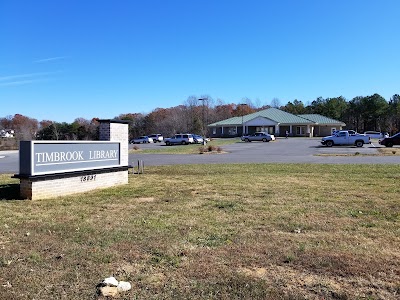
[1,93,399,142]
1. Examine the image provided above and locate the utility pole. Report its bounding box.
[198,98,208,138]
[238,103,248,136]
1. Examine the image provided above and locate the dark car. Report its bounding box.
[379,132,400,147]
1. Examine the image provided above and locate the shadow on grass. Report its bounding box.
[0,183,23,200]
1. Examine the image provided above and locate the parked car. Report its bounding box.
[332,130,357,136]
[379,132,400,147]
[241,132,275,142]
[130,136,153,144]
[164,134,194,145]
[363,131,388,139]
[148,134,164,143]
[192,134,205,144]
[0,129,14,138]
[321,130,370,147]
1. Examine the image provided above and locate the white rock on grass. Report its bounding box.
[99,286,118,297]
[117,281,132,292]
[103,276,119,287]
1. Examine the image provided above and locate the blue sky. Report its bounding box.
[1,0,399,123]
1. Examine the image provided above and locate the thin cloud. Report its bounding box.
[34,56,68,63]
[0,78,50,87]
[0,72,52,81]
[0,71,62,87]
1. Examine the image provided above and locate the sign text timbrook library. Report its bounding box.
[20,141,121,176]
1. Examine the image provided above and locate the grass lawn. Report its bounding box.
[0,164,399,299]
[129,138,239,154]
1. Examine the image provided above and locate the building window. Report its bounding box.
[256,126,274,134]
[227,127,237,135]
[212,128,216,135]
[296,126,306,135]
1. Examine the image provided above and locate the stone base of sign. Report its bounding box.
[16,167,129,200]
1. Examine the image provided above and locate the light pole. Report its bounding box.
[198,98,207,139]
[238,103,247,136]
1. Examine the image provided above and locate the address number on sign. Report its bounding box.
[80,175,96,182]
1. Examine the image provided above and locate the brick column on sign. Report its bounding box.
[98,120,129,166]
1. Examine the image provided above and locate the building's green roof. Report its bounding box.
[298,114,345,125]
[208,107,314,126]
[208,116,243,126]
[254,108,313,124]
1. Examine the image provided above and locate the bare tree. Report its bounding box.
[241,97,256,109]
[0,115,13,130]
[184,95,202,133]
[270,98,281,108]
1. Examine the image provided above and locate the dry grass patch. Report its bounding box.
[136,197,156,203]
[377,148,400,155]
[317,147,400,157]
[0,164,399,299]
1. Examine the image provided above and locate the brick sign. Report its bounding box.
[19,141,121,176]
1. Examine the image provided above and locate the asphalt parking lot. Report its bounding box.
[0,138,398,174]
[127,138,398,166]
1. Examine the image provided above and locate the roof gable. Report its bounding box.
[253,108,312,124]
[208,107,313,126]
[246,116,277,126]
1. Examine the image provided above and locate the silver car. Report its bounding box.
[165,134,194,145]
[148,134,164,143]
[241,132,275,142]
[192,134,205,144]
[130,136,153,144]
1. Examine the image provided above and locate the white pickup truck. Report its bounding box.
[321,130,371,147]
